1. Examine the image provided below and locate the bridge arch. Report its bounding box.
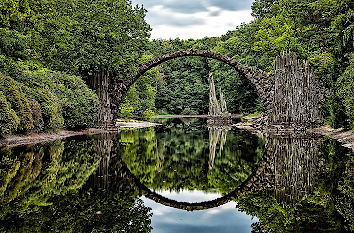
[116,49,274,116]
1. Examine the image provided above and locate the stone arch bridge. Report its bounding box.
[108,49,324,127]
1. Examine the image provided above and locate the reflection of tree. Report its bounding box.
[0,139,100,206]
[236,135,353,232]
[0,146,44,204]
[0,137,152,232]
[118,120,263,194]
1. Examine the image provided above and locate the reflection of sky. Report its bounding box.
[141,190,257,233]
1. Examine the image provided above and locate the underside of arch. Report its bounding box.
[112,49,274,119]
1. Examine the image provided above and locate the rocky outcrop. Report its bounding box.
[270,53,325,128]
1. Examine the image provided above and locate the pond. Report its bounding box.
[0,118,352,232]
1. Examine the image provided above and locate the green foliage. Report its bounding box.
[22,0,150,77]
[150,31,265,115]
[0,76,34,132]
[0,28,29,60]
[0,0,30,27]
[324,97,347,129]
[0,91,19,136]
[151,39,210,114]
[0,69,98,136]
[210,0,353,127]
[118,119,262,193]
[30,87,64,131]
[180,107,198,115]
[119,85,139,119]
[251,0,277,19]
[18,69,99,129]
[119,54,161,119]
[337,54,354,130]
[0,137,152,232]
[71,0,150,76]
[0,0,151,129]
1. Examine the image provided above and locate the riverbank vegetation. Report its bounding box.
[0,0,151,137]
[1,0,353,138]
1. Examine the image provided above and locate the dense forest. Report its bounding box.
[0,0,353,137]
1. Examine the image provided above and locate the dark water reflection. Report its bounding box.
[0,118,352,232]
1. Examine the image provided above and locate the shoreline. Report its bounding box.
[152,114,242,118]
[1,116,353,150]
[0,120,161,148]
[235,117,354,150]
[0,128,107,148]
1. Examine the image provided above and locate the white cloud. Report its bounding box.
[131,0,254,39]
[149,9,253,39]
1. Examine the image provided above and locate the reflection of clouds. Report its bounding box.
[142,190,258,233]
[203,202,236,216]
[156,190,221,202]
[131,0,254,39]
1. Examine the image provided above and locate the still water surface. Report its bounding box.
[0,118,352,232]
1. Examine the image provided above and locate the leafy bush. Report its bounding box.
[0,76,34,132]
[28,87,64,131]
[0,91,20,136]
[0,69,99,136]
[53,73,99,129]
[17,69,99,129]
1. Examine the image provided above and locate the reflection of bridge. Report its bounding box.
[90,132,326,210]
[111,151,274,211]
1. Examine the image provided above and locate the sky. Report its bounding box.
[130,0,255,40]
[141,190,258,233]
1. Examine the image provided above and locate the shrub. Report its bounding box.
[0,68,98,136]
[21,86,43,130]
[0,76,34,132]
[27,87,64,131]
[17,69,98,129]
[51,72,99,129]
[0,91,20,136]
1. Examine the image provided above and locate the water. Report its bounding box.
[0,118,352,232]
